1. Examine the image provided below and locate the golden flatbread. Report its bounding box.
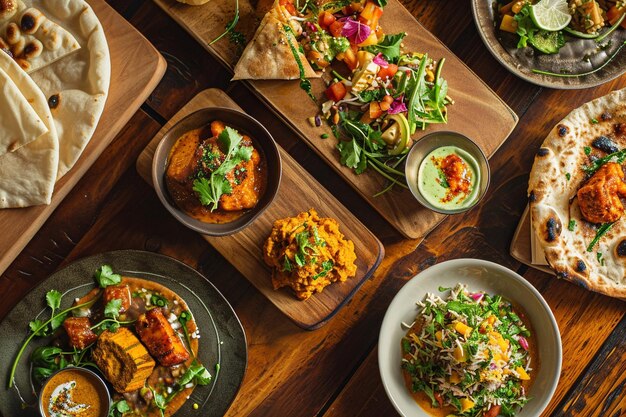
[528,88,626,300]
[232,0,319,80]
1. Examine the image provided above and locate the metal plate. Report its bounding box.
[472,0,626,89]
[0,250,247,417]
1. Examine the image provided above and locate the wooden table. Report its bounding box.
[1,0,625,416]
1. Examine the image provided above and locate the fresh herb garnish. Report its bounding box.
[364,32,406,62]
[178,310,193,352]
[584,146,592,155]
[283,25,315,102]
[192,126,252,211]
[109,400,131,417]
[591,118,599,124]
[582,148,626,175]
[148,385,167,417]
[437,167,449,188]
[94,264,121,288]
[597,251,605,266]
[282,255,293,272]
[566,172,571,181]
[587,222,614,252]
[568,219,576,231]
[151,293,168,308]
[312,260,334,280]
[208,0,239,46]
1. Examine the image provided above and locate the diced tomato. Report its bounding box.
[329,20,344,37]
[360,1,384,28]
[377,63,398,80]
[279,0,297,16]
[318,11,336,29]
[369,101,383,119]
[325,82,347,102]
[607,6,626,28]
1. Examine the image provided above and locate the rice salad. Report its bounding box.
[401,284,534,417]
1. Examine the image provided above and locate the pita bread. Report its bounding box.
[232,0,319,80]
[528,88,626,300]
[25,0,110,178]
[0,65,48,156]
[0,2,81,73]
[0,49,58,208]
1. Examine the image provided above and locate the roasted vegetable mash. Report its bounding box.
[263,209,357,300]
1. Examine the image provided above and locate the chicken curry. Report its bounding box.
[165,120,267,224]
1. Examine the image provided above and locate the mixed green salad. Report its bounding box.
[401,284,533,417]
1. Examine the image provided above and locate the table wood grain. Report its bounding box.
[0,0,624,416]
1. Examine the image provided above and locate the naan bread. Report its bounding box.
[0,49,58,208]
[232,0,319,80]
[0,2,81,73]
[528,88,626,300]
[0,65,47,156]
[25,0,110,179]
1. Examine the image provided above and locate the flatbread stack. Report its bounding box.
[0,0,110,208]
[528,88,626,300]
[232,0,320,80]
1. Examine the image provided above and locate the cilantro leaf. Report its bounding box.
[94,265,121,288]
[46,290,62,311]
[50,312,68,332]
[364,32,406,62]
[218,126,243,156]
[104,299,122,319]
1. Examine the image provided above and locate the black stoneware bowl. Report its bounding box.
[152,107,282,236]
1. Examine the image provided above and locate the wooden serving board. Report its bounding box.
[510,205,554,275]
[136,89,384,330]
[0,0,166,277]
[152,0,518,239]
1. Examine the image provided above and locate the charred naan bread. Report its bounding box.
[528,88,626,299]
[0,49,58,208]
[232,0,319,80]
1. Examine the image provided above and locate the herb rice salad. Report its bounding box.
[401,284,534,417]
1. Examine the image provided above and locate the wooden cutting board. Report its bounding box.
[136,89,384,330]
[510,205,554,275]
[152,0,518,239]
[0,0,166,277]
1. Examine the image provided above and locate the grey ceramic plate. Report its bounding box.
[0,250,247,417]
[472,0,626,88]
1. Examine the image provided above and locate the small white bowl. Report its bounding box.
[378,258,561,417]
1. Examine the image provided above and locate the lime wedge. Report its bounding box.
[530,0,572,31]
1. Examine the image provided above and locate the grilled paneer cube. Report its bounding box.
[63,317,98,349]
[135,308,190,367]
[102,284,132,313]
[92,327,155,393]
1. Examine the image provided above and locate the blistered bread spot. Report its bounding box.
[537,148,549,157]
[529,190,536,203]
[5,22,19,44]
[20,8,44,35]
[545,216,561,242]
[48,94,60,109]
[601,112,612,121]
[0,0,16,20]
[557,124,569,137]
[575,259,586,272]
[615,240,626,258]
[22,40,42,59]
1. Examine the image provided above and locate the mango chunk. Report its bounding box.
[516,366,531,380]
[449,371,462,384]
[461,398,475,412]
[454,345,467,362]
[454,322,473,338]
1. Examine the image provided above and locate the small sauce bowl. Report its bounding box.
[405,131,490,214]
[39,367,111,417]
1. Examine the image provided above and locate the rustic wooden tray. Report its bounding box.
[0,0,166,277]
[136,89,385,330]
[152,0,518,239]
[510,205,553,275]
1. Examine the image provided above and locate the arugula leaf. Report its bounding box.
[514,5,539,48]
[364,32,407,62]
[312,260,334,280]
[337,138,362,170]
[104,299,122,319]
[95,265,122,288]
[358,89,385,103]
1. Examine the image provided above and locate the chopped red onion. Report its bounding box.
[387,96,407,114]
[470,293,484,302]
[373,53,388,68]
[518,336,529,351]
[305,21,317,32]
[340,17,371,45]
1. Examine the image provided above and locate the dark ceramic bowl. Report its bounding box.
[405,131,490,215]
[39,367,111,417]
[152,108,282,236]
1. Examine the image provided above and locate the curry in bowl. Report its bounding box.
[165,120,268,224]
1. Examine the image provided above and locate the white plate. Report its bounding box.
[378,258,562,416]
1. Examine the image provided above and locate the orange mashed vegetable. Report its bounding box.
[263,209,357,300]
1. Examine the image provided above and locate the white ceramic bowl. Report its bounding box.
[379,258,561,417]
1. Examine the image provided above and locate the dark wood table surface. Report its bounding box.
[2,0,625,416]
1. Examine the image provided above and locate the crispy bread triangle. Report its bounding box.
[232,1,319,80]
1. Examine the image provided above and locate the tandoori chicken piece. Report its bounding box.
[102,284,132,313]
[63,317,98,349]
[135,308,190,367]
[578,162,626,223]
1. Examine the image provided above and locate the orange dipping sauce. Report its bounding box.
[40,368,110,417]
